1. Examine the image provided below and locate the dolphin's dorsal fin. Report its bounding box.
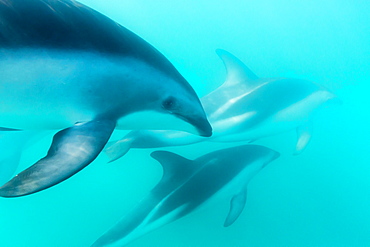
[151,151,196,182]
[224,189,248,227]
[216,49,259,89]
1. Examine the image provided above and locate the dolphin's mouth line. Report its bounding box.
[173,113,212,137]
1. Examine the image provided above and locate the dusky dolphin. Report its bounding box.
[105,49,338,161]
[92,145,280,247]
[0,0,211,197]
[0,130,46,186]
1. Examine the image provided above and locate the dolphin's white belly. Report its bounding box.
[0,49,135,129]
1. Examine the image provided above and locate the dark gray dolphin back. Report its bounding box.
[149,145,279,221]
[0,0,188,84]
[92,145,279,247]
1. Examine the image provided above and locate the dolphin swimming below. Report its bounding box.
[105,49,338,161]
[0,0,211,197]
[92,145,280,247]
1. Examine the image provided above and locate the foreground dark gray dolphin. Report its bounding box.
[0,0,211,197]
[92,145,279,246]
[105,49,338,161]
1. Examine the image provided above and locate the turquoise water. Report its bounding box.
[1,0,369,246]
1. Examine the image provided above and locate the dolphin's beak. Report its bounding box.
[184,114,213,137]
[195,118,212,137]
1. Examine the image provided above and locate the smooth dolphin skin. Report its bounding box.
[0,0,211,197]
[105,49,338,161]
[92,145,280,247]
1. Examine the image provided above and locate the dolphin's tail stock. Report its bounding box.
[92,194,161,247]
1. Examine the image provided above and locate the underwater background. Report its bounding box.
[0,0,369,246]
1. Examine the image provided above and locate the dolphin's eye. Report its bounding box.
[162,97,177,110]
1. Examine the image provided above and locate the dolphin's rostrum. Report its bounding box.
[0,0,211,197]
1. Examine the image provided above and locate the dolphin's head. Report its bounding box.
[158,92,212,137]
[306,86,340,116]
[149,75,212,137]
[321,89,341,107]
[115,65,212,137]
[141,67,212,137]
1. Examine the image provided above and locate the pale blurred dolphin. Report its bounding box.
[0,131,46,186]
[92,145,279,247]
[0,0,211,197]
[106,49,338,161]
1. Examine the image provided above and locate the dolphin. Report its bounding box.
[92,145,279,247]
[0,130,47,186]
[0,0,211,197]
[105,49,338,161]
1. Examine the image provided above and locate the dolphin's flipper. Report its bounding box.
[0,120,115,197]
[294,122,313,155]
[105,138,134,163]
[224,189,247,227]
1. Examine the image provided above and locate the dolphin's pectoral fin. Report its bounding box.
[294,121,313,155]
[0,120,116,197]
[224,189,247,227]
[104,137,133,163]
